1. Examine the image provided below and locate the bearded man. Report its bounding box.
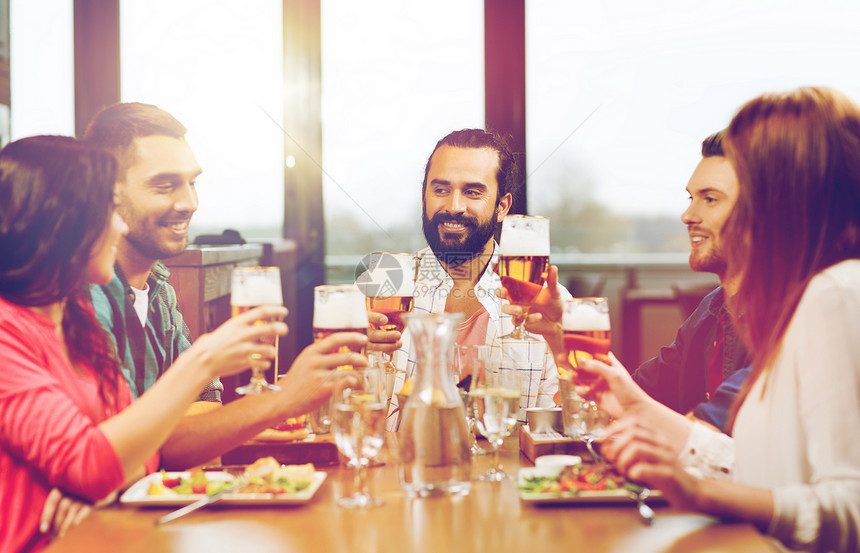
[369,129,569,428]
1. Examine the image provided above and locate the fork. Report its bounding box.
[634,487,656,526]
[155,474,249,525]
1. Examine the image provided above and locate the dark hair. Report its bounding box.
[701,130,725,157]
[82,102,187,177]
[724,87,860,409]
[422,128,519,203]
[0,135,123,407]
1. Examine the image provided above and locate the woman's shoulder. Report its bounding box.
[807,259,860,296]
[0,296,45,329]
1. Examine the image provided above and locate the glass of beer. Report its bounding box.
[310,284,369,433]
[231,266,283,395]
[498,215,550,341]
[312,284,369,365]
[560,297,612,457]
[356,252,416,367]
[562,297,611,372]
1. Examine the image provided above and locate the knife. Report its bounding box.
[155,476,248,525]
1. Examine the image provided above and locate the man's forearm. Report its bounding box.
[159,394,301,470]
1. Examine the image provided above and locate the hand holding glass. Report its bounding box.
[309,285,369,434]
[358,252,415,405]
[499,215,550,341]
[231,267,283,395]
[560,297,612,460]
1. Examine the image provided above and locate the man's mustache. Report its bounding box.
[432,213,478,227]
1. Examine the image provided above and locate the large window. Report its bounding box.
[526,0,860,254]
[120,0,284,240]
[10,0,74,139]
[321,1,484,258]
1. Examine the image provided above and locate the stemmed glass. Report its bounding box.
[331,366,386,508]
[498,215,550,341]
[356,252,415,405]
[231,266,283,395]
[559,297,612,461]
[452,345,489,456]
[470,356,520,481]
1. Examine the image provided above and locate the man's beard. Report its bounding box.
[125,226,188,261]
[422,210,496,267]
[689,244,728,276]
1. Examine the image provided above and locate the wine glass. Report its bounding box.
[498,215,550,341]
[470,356,520,481]
[452,345,489,456]
[559,378,611,462]
[357,252,415,403]
[559,297,612,461]
[331,366,386,508]
[231,266,283,395]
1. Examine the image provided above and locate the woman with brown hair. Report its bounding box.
[0,135,287,553]
[582,87,860,552]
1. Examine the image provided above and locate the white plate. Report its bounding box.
[120,471,327,507]
[517,467,662,505]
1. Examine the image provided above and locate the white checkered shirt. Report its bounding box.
[385,243,569,430]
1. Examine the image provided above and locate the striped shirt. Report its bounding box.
[90,262,222,402]
[387,244,567,429]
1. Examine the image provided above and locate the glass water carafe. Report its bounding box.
[398,312,472,497]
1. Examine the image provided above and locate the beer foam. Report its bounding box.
[500,218,550,256]
[355,253,415,297]
[313,285,369,328]
[562,302,610,331]
[231,271,283,306]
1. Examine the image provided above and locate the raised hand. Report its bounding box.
[188,305,288,379]
[570,353,653,418]
[276,332,369,413]
[366,312,402,354]
[499,265,564,351]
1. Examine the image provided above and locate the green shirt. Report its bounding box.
[90,262,222,402]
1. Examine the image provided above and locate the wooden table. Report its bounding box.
[44,435,778,553]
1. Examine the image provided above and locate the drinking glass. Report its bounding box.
[331,366,386,508]
[309,284,369,433]
[560,297,612,461]
[559,377,611,462]
[452,345,490,456]
[498,215,550,341]
[357,252,415,391]
[470,355,520,481]
[231,266,283,395]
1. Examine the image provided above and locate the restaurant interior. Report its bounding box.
[5,1,860,552]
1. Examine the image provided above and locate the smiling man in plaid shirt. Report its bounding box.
[369,129,569,429]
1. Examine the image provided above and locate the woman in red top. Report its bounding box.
[0,136,287,553]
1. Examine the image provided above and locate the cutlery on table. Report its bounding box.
[155,476,248,525]
[634,487,655,526]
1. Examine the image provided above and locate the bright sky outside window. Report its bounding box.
[526,0,860,254]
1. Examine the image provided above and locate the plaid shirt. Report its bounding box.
[387,244,567,429]
[90,262,222,402]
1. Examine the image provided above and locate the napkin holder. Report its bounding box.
[519,425,590,463]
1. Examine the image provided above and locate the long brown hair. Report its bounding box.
[0,135,123,409]
[724,87,860,411]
